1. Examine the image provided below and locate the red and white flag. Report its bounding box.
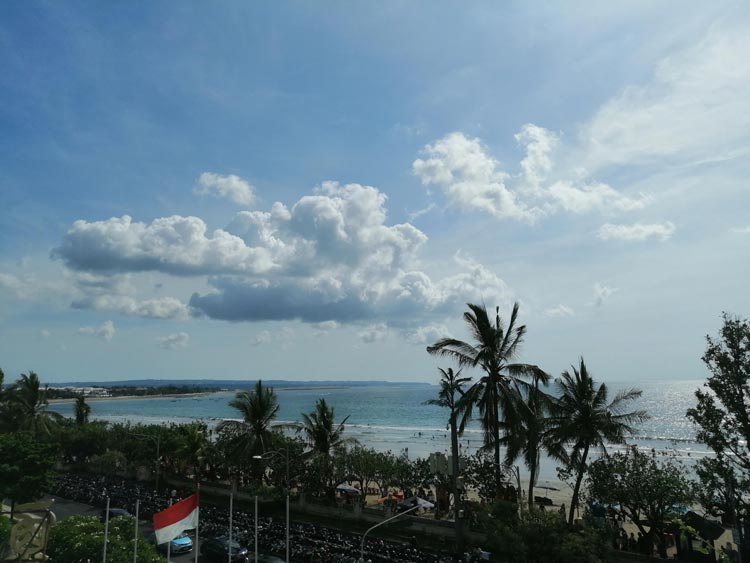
[153,492,199,545]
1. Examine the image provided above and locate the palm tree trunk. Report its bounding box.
[449,416,464,551]
[491,383,502,495]
[568,443,589,526]
[528,462,536,510]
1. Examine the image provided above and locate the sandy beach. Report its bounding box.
[48,391,221,404]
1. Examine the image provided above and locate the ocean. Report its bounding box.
[49,378,711,482]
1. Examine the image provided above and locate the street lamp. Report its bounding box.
[253,446,290,563]
[358,504,420,563]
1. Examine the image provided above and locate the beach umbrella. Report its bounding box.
[336,483,361,495]
[535,482,560,498]
[397,496,434,510]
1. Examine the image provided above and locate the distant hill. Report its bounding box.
[51,378,431,389]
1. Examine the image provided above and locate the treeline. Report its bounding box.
[45,384,220,399]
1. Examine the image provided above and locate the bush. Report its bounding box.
[0,515,11,550]
[484,508,611,563]
[47,515,163,563]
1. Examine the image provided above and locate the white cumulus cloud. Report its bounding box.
[158,332,189,350]
[194,172,256,206]
[515,123,559,194]
[251,330,272,346]
[53,215,274,276]
[592,283,617,307]
[543,305,575,318]
[78,320,115,341]
[597,222,676,242]
[358,323,389,343]
[72,295,191,320]
[55,182,514,327]
[414,129,647,221]
[404,323,451,345]
[413,132,539,221]
[312,321,339,337]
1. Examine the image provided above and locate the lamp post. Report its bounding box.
[358,504,420,562]
[253,445,290,563]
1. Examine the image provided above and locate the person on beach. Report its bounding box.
[628,532,637,552]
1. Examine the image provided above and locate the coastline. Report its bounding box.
[48,390,224,404]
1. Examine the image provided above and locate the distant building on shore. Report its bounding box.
[56,386,111,397]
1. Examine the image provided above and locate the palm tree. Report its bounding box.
[502,373,566,509]
[5,372,63,435]
[427,302,547,492]
[175,423,209,486]
[424,367,471,548]
[548,359,647,525]
[74,395,91,425]
[299,398,354,497]
[217,380,281,481]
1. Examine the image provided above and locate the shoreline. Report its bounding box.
[49,391,224,404]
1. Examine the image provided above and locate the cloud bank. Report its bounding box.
[54,182,512,327]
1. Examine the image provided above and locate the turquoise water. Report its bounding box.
[49,378,711,480]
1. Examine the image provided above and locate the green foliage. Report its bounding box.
[686,312,750,546]
[0,515,11,549]
[587,447,693,542]
[45,385,219,400]
[47,516,163,563]
[217,380,281,481]
[74,395,91,426]
[547,359,646,524]
[693,456,750,527]
[427,302,548,493]
[502,373,565,509]
[173,422,209,482]
[0,371,63,435]
[688,312,750,463]
[463,451,516,503]
[0,432,57,505]
[89,450,129,476]
[345,445,383,496]
[484,508,610,563]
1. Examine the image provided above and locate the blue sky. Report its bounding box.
[1,1,748,384]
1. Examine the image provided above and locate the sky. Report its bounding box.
[0,1,748,384]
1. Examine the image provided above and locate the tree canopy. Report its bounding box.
[0,432,57,506]
[588,447,693,544]
[47,516,162,563]
[687,312,750,545]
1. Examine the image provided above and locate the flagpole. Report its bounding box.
[166,499,172,563]
[254,495,258,563]
[133,499,140,563]
[194,483,200,563]
[103,496,110,563]
[228,492,233,563]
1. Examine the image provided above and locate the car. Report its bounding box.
[200,536,249,562]
[256,555,285,563]
[147,532,193,555]
[99,508,131,522]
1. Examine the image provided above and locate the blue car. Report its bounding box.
[148,532,194,555]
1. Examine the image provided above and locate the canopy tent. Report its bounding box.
[335,483,361,495]
[397,496,435,510]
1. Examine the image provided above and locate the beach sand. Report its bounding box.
[48,391,221,404]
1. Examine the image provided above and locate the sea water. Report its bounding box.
[49,378,711,482]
